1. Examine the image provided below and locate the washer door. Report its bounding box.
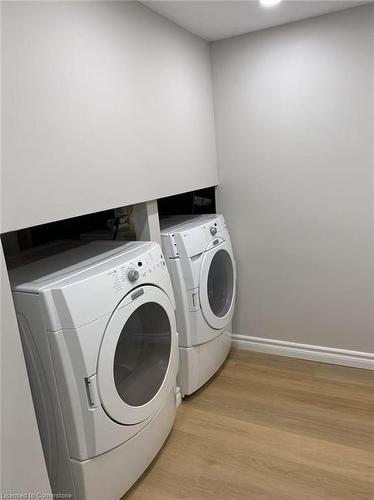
[199,242,236,330]
[97,285,178,425]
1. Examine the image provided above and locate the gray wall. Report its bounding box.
[0,1,218,493]
[1,1,217,232]
[212,5,374,353]
[1,245,51,495]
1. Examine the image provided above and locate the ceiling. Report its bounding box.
[141,0,370,41]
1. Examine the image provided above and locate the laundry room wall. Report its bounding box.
[211,5,374,353]
[1,1,217,494]
[0,244,52,495]
[1,0,217,233]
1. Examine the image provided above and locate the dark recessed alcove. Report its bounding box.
[157,186,216,217]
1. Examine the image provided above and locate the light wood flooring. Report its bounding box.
[123,350,374,500]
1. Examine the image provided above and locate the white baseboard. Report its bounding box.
[231,334,374,370]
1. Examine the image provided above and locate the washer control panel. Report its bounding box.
[107,245,167,293]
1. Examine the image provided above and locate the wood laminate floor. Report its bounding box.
[123,350,374,500]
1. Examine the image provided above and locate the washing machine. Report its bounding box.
[10,241,178,500]
[160,214,236,396]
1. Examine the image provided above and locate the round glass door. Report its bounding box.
[113,302,171,407]
[97,285,178,425]
[207,249,234,318]
[199,243,236,331]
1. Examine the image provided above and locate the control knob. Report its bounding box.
[210,226,217,236]
[127,269,139,282]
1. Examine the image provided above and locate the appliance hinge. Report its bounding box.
[188,288,200,311]
[85,374,100,408]
[192,292,198,308]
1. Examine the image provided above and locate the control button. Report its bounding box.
[210,226,217,236]
[138,261,143,267]
[127,269,139,282]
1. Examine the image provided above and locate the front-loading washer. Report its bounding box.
[10,240,178,500]
[160,214,237,396]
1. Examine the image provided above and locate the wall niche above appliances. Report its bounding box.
[158,187,216,217]
[1,205,137,268]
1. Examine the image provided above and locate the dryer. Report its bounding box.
[10,241,178,500]
[160,214,236,396]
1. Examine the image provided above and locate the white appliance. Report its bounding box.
[10,241,178,500]
[160,214,236,396]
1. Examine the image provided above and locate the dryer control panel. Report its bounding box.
[161,214,226,259]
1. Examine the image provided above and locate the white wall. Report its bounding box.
[212,5,374,353]
[1,1,217,233]
[0,245,51,495]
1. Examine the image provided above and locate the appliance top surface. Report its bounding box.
[9,240,154,291]
[160,214,222,234]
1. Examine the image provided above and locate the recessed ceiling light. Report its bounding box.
[260,0,282,7]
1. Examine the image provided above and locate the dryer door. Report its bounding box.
[97,285,178,425]
[199,242,236,330]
